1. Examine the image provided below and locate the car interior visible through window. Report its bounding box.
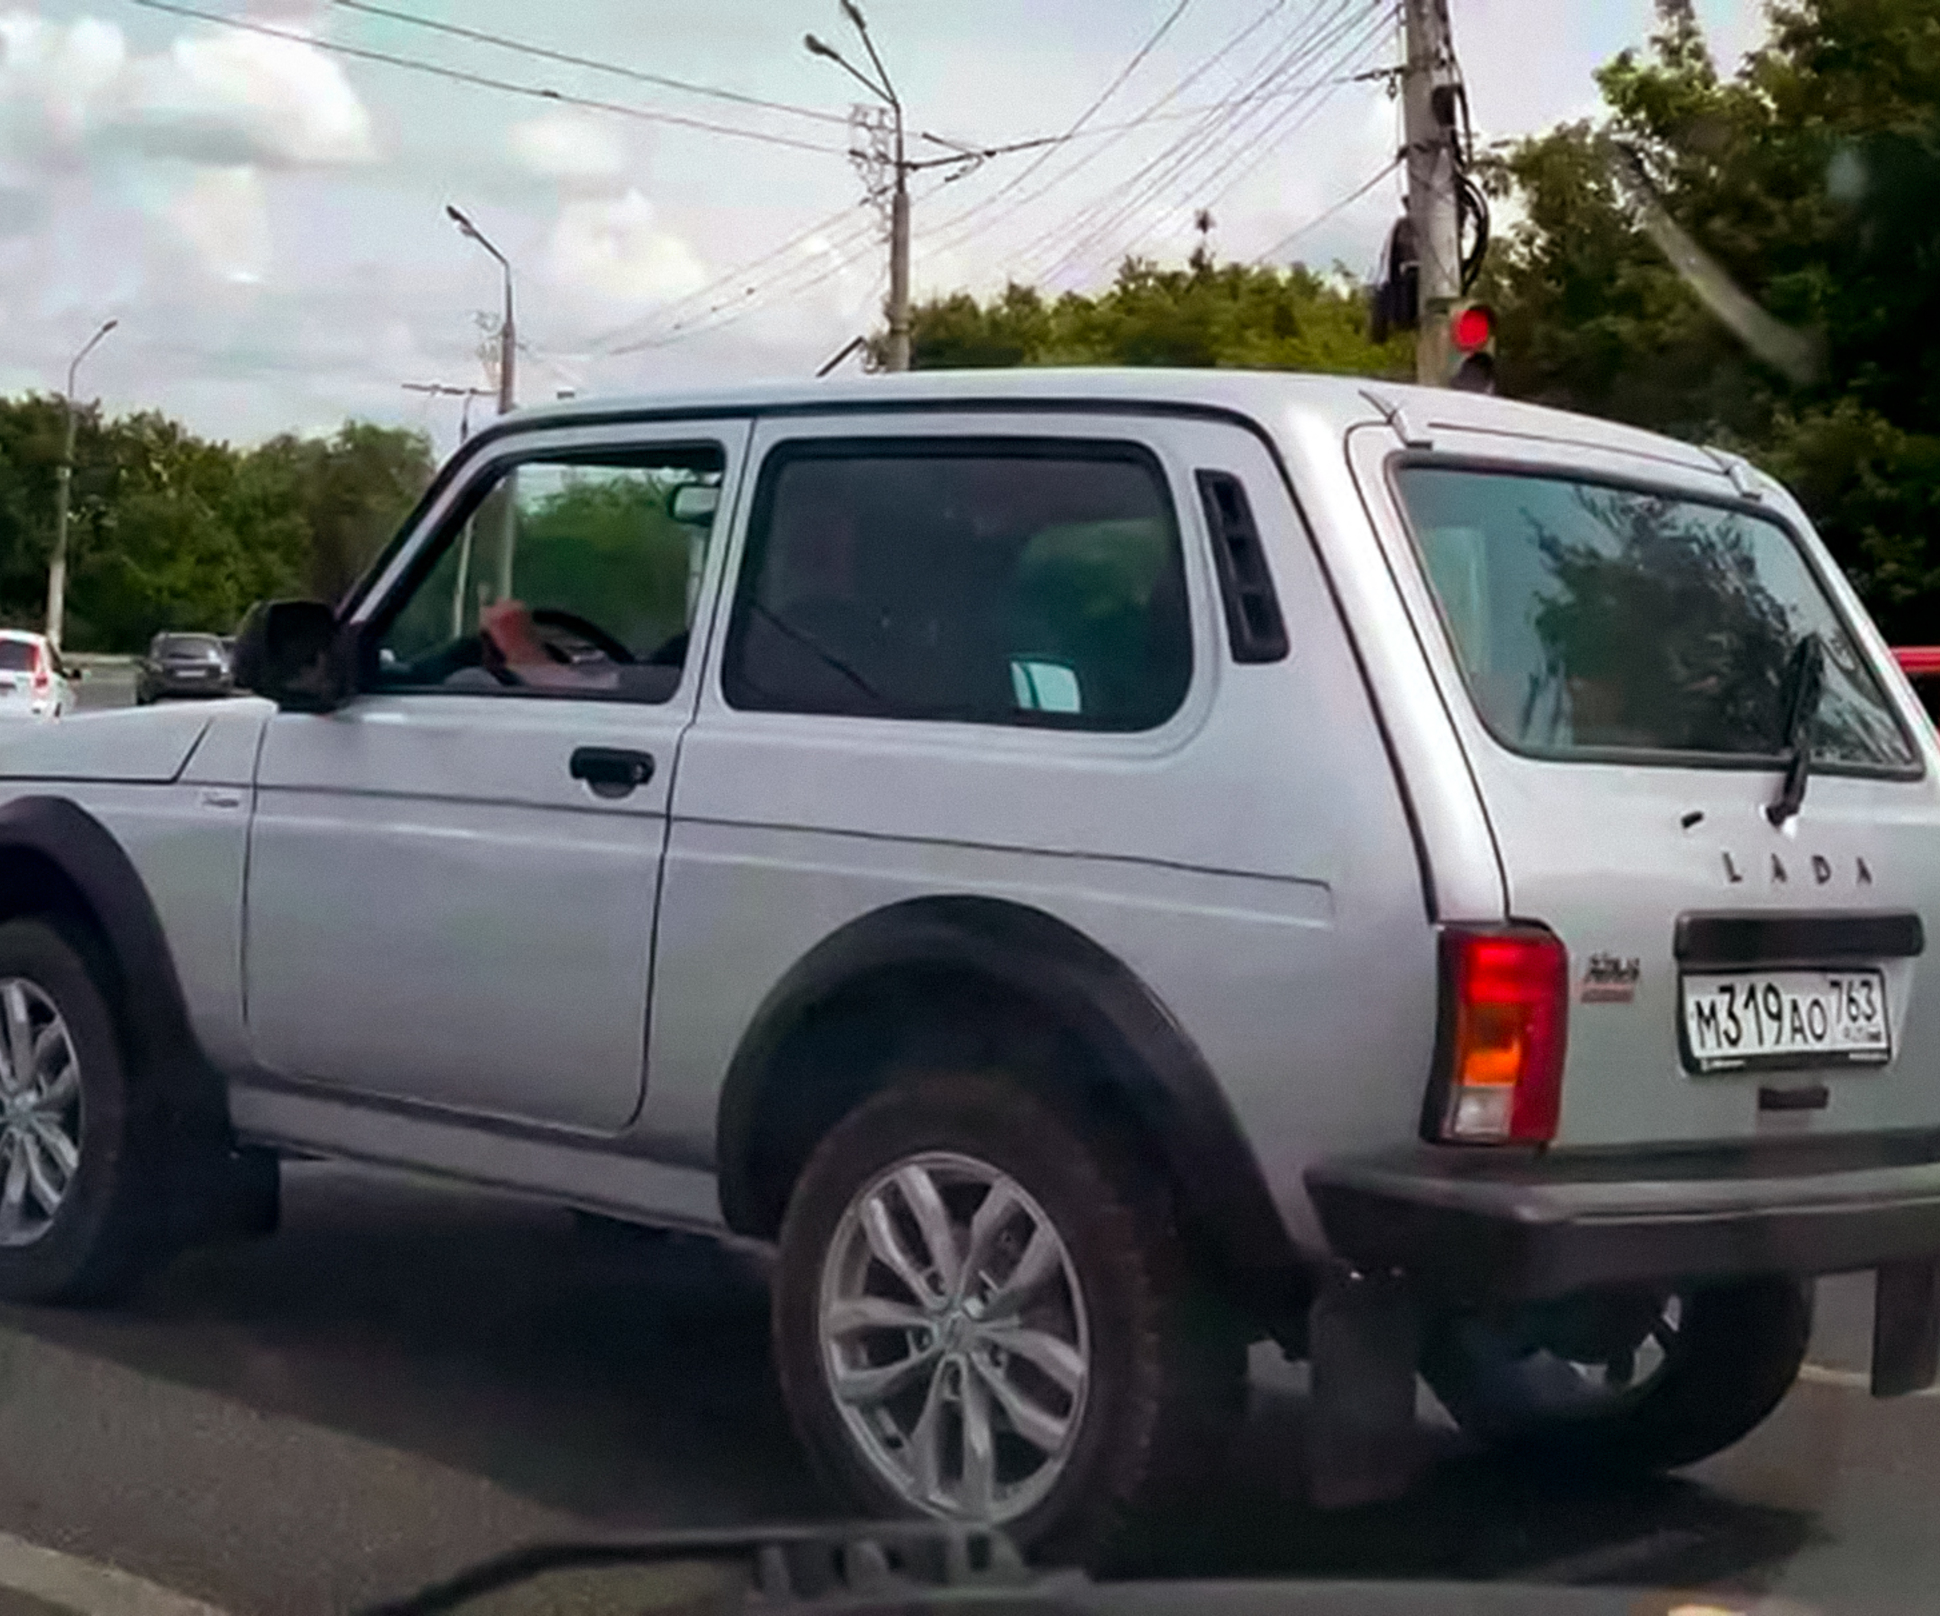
[371,445,726,704]
[723,442,1193,732]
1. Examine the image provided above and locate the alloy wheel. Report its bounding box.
[0,979,82,1248]
[818,1151,1090,1523]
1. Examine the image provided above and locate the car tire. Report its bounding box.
[773,1069,1246,1565]
[1421,1277,1812,1473]
[0,918,165,1304]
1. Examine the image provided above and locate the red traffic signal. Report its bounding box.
[1451,304,1495,354]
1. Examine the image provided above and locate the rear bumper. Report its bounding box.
[1306,1129,1940,1302]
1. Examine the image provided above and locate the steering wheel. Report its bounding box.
[529,608,635,665]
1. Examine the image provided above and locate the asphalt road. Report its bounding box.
[5,682,1930,1616]
[0,1165,1920,1616]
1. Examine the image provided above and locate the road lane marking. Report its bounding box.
[0,1531,226,1616]
[1798,1361,1940,1397]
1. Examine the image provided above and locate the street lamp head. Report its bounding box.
[840,0,868,32]
[98,319,119,337]
[804,32,838,58]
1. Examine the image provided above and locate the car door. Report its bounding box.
[243,419,749,1133]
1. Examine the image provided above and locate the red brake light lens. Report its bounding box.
[1434,925,1568,1144]
[31,648,49,694]
[1451,304,1494,354]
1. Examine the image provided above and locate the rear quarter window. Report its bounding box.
[723,441,1192,732]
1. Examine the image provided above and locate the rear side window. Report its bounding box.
[724,442,1192,731]
[1393,464,1917,770]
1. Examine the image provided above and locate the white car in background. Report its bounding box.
[0,630,74,722]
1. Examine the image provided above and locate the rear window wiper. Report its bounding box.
[1768,632,1827,828]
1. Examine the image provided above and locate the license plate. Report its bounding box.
[1681,969,1890,1072]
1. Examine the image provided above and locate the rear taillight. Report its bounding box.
[31,650,49,695]
[1430,925,1569,1144]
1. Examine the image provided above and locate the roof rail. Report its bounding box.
[1359,388,1433,450]
[1703,445,1766,502]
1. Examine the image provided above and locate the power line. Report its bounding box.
[328,0,847,127]
[128,0,846,156]
[1252,154,1400,263]
[918,0,1294,264]
[592,200,875,356]
[1049,0,1392,279]
[1019,0,1379,284]
[916,0,1202,259]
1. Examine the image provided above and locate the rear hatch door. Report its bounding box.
[1350,424,1940,1148]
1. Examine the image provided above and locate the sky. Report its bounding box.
[0,0,1767,454]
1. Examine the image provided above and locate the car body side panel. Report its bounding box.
[646,409,1433,1252]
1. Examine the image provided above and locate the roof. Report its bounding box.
[0,629,47,643]
[503,367,1727,480]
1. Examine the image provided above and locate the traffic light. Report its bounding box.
[1369,216,1419,341]
[1449,302,1496,393]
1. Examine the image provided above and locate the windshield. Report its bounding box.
[1394,465,1918,769]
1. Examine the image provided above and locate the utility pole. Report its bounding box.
[46,318,117,653]
[447,205,516,414]
[806,4,1027,372]
[445,206,519,603]
[807,4,910,370]
[1401,0,1463,386]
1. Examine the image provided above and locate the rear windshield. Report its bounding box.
[0,642,38,672]
[1393,465,1917,770]
[158,635,221,655]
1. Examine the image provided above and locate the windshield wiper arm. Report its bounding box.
[1768,632,1827,828]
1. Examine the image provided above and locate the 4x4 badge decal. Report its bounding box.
[1581,954,1641,1004]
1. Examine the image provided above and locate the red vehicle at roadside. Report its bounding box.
[1896,647,1940,722]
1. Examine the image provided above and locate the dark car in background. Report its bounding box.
[135,631,233,704]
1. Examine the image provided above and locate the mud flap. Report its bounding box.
[1307,1266,1422,1508]
[1872,1259,1940,1397]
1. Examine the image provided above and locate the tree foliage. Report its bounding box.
[900,256,1412,377]
[0,400,432,651]
[1484,0,1940,638]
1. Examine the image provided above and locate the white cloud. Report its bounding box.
[508,113,624,185]
[166,164,269,283]
[545,189,704,307]
[0,10,373,172]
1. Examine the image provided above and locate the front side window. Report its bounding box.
[1394,464,1917,769]
[724,443,1192,731]
[373,446,724,703]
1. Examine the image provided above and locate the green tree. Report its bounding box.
[898,256,1412,377]
[0,400,432,650]
[1485,0,1940,638]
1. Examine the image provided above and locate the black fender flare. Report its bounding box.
[0,795,227,1148]
[715,894,1305,1310]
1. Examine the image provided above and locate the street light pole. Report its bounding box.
[807,3,911,371]
[446,205,519,603]
[446,205,516,414]
[46,318,117,653]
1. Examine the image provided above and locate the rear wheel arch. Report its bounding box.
[715,894,1306,1323]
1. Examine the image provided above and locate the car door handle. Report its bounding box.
[569,746,656,799]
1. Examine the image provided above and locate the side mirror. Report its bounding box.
[668,484,720,526]
[232,600,350,712]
